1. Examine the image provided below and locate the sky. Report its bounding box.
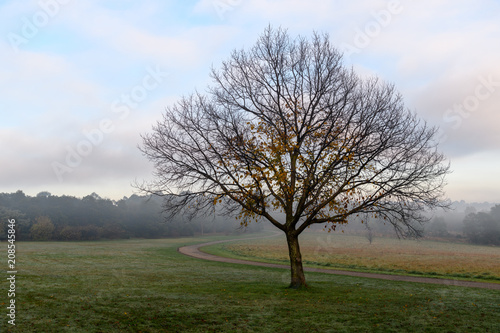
[1,0,499,203]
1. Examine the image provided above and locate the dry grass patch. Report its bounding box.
[221,232,500,280]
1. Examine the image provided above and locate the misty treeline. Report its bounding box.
[339,201,500,246]
[0,190,498,245]
[0,191,262,241]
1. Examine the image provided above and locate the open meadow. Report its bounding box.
[1,232,499,332]
[204,232,500,282]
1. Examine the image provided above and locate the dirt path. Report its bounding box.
[178,234,500,290]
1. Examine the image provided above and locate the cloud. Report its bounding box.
[59,2,209,69]
[404,60,500,158]
[1,0,499,201]
[445,151,500,202]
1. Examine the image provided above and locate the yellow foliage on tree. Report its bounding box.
[139,27,450,288]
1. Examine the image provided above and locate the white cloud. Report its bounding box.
[60,2,199,69]
[446,151,500,202]
[1,0,499,201]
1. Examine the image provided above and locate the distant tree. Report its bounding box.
[464,206,477,216]
[30,216,55,241]
[426,217,449,237]
[139,27,450,288]
[463,206,500,245]
[88,192,102,200]
[79,225,104,240]
[364,221,374,244]
[101,224,126,240]
[58,226,83,241]
[13,190,26,201]
[36,191,52,198]
[0,207,27,240]
[490,205,500,220]
[0,190,27,213]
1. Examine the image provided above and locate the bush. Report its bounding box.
[426,217,449,237]
[30,216,55,241]
[58,226,83,241]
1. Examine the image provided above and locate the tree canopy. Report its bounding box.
[140,27,450,287]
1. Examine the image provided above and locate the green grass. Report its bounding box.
[1,233,499,332]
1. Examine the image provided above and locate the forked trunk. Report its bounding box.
[286,232,307,288]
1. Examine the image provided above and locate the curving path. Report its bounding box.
[178,234,500,290]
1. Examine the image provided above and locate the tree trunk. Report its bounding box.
[286,231,307,288]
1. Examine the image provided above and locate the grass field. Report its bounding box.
[1,232,499,332]
[204,232,500,282]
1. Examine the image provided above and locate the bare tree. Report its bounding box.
[139,27,450,288]
[365,220,374,245]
